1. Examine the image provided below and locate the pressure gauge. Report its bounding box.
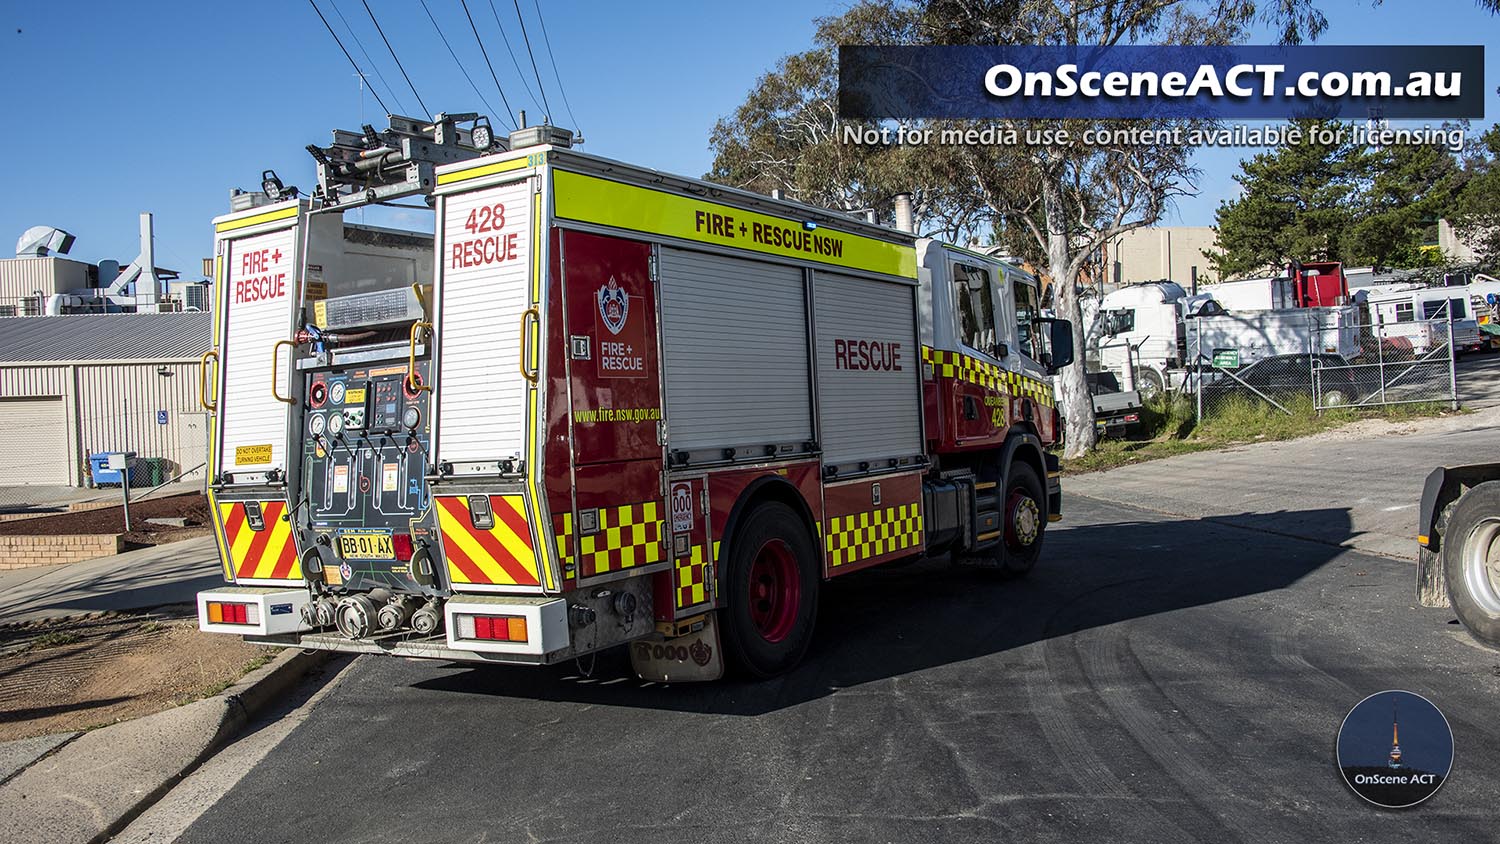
[309,413,326,436]
[402,406,421,430]
[328,412,345,436]
[329,381,346,405]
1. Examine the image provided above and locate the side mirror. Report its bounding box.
[991,341,1009,359]
[1034,317,1075,374]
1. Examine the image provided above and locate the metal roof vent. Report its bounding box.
[16,226,76,258]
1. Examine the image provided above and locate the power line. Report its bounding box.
[486,0,541,111]
[459,0,516,123]
[510,0,551,118]
[329,0,410,116]
[308,0,392,116]
[531,0,581,134]
[361,0,430,118]
[419,0,510,128]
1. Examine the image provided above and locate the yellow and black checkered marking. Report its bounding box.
[674,543,712,610]
[921,345,1055,408]
[826,503,923,567]
[555,501,664,577]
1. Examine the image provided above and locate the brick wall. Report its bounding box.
[0,534,124,569]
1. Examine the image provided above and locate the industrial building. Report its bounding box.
[0,312,213,487]
[1106,226,1221,289]
[3,214,208,315]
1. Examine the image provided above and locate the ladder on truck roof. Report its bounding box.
[304,112,504,209]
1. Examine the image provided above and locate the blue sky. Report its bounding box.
[0,1,1495,274]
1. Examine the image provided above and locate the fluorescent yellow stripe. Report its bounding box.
[552,169,916,279]
[441,512,511,584]
[484,527,539,578]
[436,155,532,185]
[214,205,298,233]
[251,511,294,579]
[225,505,255,571]
[211,496,233,580]
[526,185,557,592]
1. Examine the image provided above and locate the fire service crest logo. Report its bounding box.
[598,277,629,335]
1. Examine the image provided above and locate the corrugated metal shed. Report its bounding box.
[0,312,212,363]
[0,313,216,489]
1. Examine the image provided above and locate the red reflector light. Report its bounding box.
[1124,413,1140,422]
[463,613,528,642]
[206,601,255,625]
[392,532,414,562]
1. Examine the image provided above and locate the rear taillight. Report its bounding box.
[455,613,528,642]
[392,532,414,562]
[1124,413,1140,423]
[206,601,260,625]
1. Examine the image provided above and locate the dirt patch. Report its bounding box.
[0,492,212,549]
[0,606,275,742]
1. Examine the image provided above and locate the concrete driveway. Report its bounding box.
[0,536,220,624]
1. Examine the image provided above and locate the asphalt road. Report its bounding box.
[1457,349,1500,409]
[1068,405,1500,562]
[144,494,1499,844]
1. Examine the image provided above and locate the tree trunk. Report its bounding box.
[1040,172,1097,459]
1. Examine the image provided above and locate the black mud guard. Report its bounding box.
[1000,431,1050,515]
[1416,462,1500,608]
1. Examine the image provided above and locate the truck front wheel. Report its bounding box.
[720,501,820,678]
[1442,481,1500,647]
[1000,461,1048,576]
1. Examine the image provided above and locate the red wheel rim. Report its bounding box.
[747,538,799,643]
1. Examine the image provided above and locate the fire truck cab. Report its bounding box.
[197,116,1071,681]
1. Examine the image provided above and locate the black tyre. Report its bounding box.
[999,461,1048,576]
[720,501,820,678]
[1442,482,1500,647]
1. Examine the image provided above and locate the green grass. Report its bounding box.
[28,631,81,650]
[185,650,277,702]
[1066,395,1459,474]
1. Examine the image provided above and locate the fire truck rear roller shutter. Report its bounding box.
[218,225,300,476]
[658,248,813,452]
[813,271,923,467]
[434,179,534,462]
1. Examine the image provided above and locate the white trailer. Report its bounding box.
[1362,284,1481,354]
[1185,304,1361,368]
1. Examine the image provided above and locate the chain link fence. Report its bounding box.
[1189,310,1459,421]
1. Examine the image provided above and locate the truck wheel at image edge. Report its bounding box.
[1417,465,1500,647]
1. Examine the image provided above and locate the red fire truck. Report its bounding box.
[197,115,1072,680]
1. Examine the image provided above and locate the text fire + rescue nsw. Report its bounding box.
[694,210,846,258]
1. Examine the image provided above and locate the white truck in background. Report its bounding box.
[1088,280,1360,398]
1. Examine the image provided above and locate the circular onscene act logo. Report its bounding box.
[1337,690,1453,808]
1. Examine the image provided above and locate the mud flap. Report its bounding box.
[1417,546,1451,608]
[629,613,724,683]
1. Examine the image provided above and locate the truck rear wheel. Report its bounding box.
[721,501,819,678]
[1442,481,1500,647]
